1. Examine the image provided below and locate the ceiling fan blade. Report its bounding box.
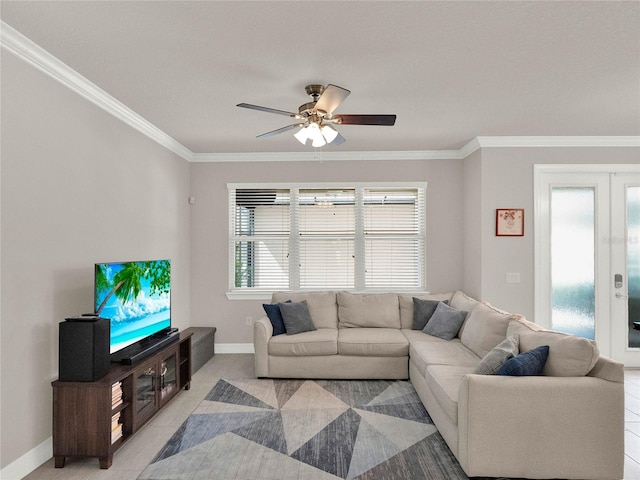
[237,103,298,117]
[315,84,351,115]
[256,123,305,139]
[334,114,396,126]
[328,132,346,146]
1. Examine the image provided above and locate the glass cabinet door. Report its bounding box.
[159,353,178,406]
[135,364,156,422]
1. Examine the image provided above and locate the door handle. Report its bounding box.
[615,292,629,299]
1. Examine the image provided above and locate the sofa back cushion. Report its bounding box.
[449,290,481,329]
[272,291,338,329]
[460,302,518,358]
[337,292,400,328]
[398,292,453,329]
[507,318,600,376]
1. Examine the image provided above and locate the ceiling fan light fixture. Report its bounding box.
[311,134,326,148]
[305,122,325,147]
[294,126,310,145]
[321,124,339,143]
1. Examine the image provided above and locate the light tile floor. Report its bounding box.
[21,356,640,480]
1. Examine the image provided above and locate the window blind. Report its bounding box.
[299,189,356,289]
[232,189,290,289]
[229,184,426,293]
[363,188,425,288]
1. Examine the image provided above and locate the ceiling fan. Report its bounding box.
[237,84,396,147]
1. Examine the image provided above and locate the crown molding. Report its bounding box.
[2,21,638,164]
[190,136,639,162]
[0,21,193,161]
[191,149,464,163]
[475,136,640,148]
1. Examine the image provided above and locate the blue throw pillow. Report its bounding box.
[262,300,291,336]
[496,345,550,376]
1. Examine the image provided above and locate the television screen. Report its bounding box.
[95,259,171,354]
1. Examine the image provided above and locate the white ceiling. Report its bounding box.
[1,1,639,154]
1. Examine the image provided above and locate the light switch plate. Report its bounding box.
[505,272,521,284]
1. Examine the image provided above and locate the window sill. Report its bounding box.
[226,288,431,301]
[226,291,273,301]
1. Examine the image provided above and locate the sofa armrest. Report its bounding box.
[458,374,624,480]
[254,316,273,378]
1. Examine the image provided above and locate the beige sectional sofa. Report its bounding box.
[253,290,625,480]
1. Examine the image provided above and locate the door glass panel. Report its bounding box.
[628,186,640,348]
[551,187,595,339]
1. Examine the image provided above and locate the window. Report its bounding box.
[229,183,426,297]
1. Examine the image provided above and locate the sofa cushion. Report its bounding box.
[424,365,475,425]
[423,302,467,340]
[474,334,520,375]
[337,292,400,329]
[280,300,317,335]
[272,291,338,329]
[507,318,600,376]
[338,328,409,356]
[402,329,451,345]
[399,292,453,329]
[410,340,481,375]
[460,302,517,358]
[449,290,481,321]
[268,328,338,356]
[496,345,549,376]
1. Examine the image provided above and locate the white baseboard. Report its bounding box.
[214,343,254,354]
[1,436,52,480]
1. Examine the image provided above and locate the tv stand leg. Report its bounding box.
[99,455,112,469]
[54,456,65,468]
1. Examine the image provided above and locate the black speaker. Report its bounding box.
[59,317,110,381]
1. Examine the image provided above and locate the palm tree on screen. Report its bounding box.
[96,260,170,315]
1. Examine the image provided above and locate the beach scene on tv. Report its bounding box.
[95,260,171,354]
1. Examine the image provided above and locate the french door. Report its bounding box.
[535,165,640,366]
[611,173,640,365]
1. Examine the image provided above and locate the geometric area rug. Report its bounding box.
[138,379,508,480]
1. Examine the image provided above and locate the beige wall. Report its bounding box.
[189,158,465,344]
[471,146,640,320]
[462,148,482,298]
[0,54,191,468]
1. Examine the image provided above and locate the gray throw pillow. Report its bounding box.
[474,334,520,375]
[422,302,467,340]
[279,300,317,335]
[412,298,449,330]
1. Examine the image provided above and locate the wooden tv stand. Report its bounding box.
[52,331,192,469]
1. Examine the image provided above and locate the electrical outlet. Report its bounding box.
[245,316,253,326]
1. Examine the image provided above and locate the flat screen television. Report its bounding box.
[94,259,171,355]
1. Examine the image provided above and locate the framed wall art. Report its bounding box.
[496,209,524,236]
